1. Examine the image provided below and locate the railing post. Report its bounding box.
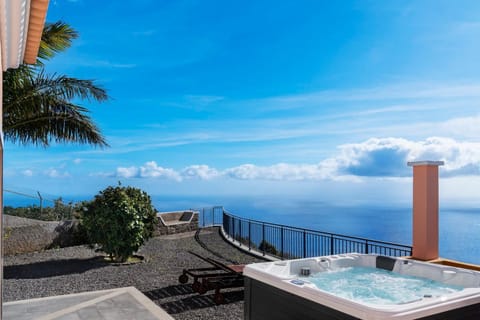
[248,220,251,250]
[228,215,232,239]
[330,235,334,255]
[303,229,306,258]
[234,217,238,242]
[365,240,369,254]
[239,219,242,247]
[280,227,284,259]
[225,214,228,237]
[222,210,226,234]
[202,208,205,227]
[262,223,265,256]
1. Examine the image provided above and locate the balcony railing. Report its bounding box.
[201,206,412,259]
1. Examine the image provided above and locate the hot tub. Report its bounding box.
[243,254,480,319]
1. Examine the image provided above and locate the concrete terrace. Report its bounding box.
[4,287,173,320]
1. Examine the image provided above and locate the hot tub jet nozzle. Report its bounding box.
[300,267,311,276]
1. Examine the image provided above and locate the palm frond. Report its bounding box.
[3,70,109,148]
[2,20,110,148]
[4,103,108,147]
[5,71,109,108]
[35,72,109,102]
[37,21,78,63]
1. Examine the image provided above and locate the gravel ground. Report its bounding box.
[3,227,266,320]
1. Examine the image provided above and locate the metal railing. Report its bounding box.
[198,206,224,227]
[3,188,76,221]
[209,207,412,259]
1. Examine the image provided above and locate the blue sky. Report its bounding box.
[4,0,480,207]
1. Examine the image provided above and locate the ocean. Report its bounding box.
[4,193,480,265]
[151,195,480,265]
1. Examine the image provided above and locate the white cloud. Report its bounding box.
[254,83,480,112]
[73,158,82,164]
[106,137,480,182]
[22,169,33,177]
[115,162,181,181]
[139,161,181,181]
[90,60,136,68]
[332,137,480,177]
[68,59,136,69]
[75,109,480,159]
[116,166,139,178]
[439,115,480,139]
[224,163,337,181]
[44,168,70,178]
[181,165,220,180]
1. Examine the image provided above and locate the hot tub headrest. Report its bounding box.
[376,256,396,271]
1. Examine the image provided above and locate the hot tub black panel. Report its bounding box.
[421,304,480,319]
[244,277,359,320]
[244,276,480,320]
[376,255,396,271]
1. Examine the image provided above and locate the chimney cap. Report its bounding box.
[407,161,445,167]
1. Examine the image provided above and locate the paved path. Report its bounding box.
[3,287,174,320]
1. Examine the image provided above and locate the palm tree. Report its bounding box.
[2,21,109,147]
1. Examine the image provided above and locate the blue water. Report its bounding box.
[4,194,480,265]
[304,266,462,305]
[148,195,480,265]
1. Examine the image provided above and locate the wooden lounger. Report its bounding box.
[178,251,245,304]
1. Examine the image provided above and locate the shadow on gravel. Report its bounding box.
[144,284,244,314]
[158,289,244,314]
[3,257,109,279]
[144,284,194,299]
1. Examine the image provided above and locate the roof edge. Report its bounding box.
[23,0,49,64]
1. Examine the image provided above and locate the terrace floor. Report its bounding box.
[3,287,173,320]
[3,228,265,320]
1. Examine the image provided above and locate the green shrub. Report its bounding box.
[82,184,157,262]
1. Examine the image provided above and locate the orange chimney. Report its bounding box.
[407,161,444,261]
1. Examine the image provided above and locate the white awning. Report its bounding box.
[0,0,49,71]
[0,0,31,70]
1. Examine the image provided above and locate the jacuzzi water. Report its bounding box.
[302,266,463,305]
